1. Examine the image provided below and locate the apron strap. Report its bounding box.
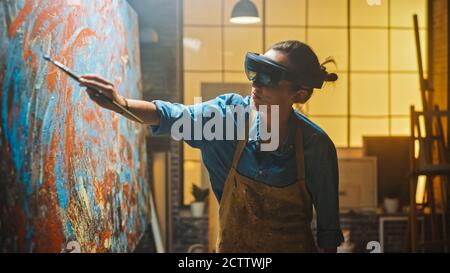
[294,115,306,181]
[294,115,313,221]
[231,117,250,169]
[230,112,305,182]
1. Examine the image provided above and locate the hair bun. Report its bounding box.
[320,57,338,83]
[324,72,338,82]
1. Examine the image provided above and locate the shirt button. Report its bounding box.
[258,170,263,175]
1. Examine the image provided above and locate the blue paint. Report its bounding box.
[1,0,149,252]
[66,221,75,240]
[55,159,69,209]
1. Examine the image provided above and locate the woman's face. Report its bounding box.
[250,49,311,111]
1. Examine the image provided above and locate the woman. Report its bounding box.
[80,40,344,253]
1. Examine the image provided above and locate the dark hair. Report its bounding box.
[270,40,338,98]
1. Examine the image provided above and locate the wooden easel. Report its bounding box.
[408,14,450,252]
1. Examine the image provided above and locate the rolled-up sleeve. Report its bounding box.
[149,93,245,149]
[308,134,344,249]
[150,100,182,136]
[149,100,205,149]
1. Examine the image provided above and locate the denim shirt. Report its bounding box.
[150,93,344,248]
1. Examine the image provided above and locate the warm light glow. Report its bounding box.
[418,115,427,137]
[367,0,382,6]
[230,16,261,24]
[184,161,197,170]
[183,37,202,52]
[416,175,427,205]
[414,140,420,159]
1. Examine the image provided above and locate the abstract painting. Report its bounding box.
[0,0,150,252]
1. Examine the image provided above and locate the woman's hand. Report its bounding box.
[79,74,160,125]
[79,74,126,113]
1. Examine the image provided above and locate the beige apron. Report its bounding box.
[216,115,317,253]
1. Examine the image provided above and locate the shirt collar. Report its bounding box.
[248,110,296,155]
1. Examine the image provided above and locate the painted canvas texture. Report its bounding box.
[0,0,150,252]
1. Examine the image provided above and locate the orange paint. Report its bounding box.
[8,0,36,38]
[127,233,137,249]
[45,6,85,92]
[126,142,133,163]
[98,229,112,251]
[61,28,98,57]
[30,1,64,37]
[112,113,118,131]
[94,179,105,207]
[92,137,99,145]
[34,16,61,41]
[83,109,104,130]
[120,136,125,151]
[65,106,74,182]
[83,109,96,123]
[24,1,63,63]
[104,170,115,195]
[47,66,58,91]
[2,0,148,253]
[22,25,31,62]
[34,127,65,252]
[99,1,109,14]
[123,183,129,200]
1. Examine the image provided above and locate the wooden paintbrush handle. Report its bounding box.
[96,91,144,124]
[112,100,144,124]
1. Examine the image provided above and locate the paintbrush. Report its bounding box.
[43,55,144,124]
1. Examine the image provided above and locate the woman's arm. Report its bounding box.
[309,134,345,251]
[79,74,160,125]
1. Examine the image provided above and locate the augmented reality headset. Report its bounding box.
[244,52,324,89]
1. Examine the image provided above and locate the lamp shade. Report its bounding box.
[230,0,261,24]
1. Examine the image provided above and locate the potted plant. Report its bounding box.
[190,184,209,218]
[384,183,401,214]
